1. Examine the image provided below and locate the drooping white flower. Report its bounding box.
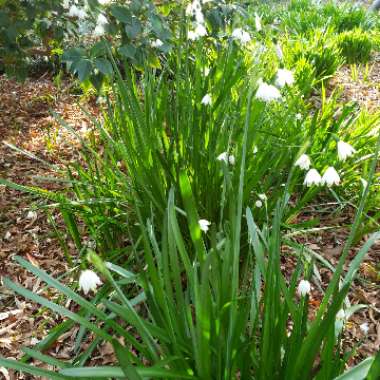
[336,309,346,320]
[303,168,322,187]
[188,30,197,40]
[297,279,311,296]
[295,113,302,120]
[255,82,282,102]
[68,4,87,19]
[217,152,228,163]
[204,67,210,76]
[94,13,108,36]
[68,4,79,17]
[195,23,207,37]
[217,152,235,165]
[188,23,207,40]
[97,13,108,25]
[231,28,251,44]
[321,167,340,187]
[255,13,262,32]
[186,0,202,16]
[186,0,206,34]
[79,270,102,295]
[151,39,163,48]
[194,9,205,24]
[359,322,369,335]
[62,0,70,9]
[253,146,258,154]
[258,193,267,201]
[201,93,212,105]
[335,308,346,335]
[94,24,106,36]
[77,8,87,19]
[255,200,263,208]
[295,154,311,170]
[198,219,211,232]
[337,140,356,161]
[275,68,294,88]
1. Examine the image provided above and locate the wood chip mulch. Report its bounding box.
[0,74,103,379]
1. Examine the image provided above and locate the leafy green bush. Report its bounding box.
[279,0,376,36]
[327,3,375,33]
[338,29,374,64]
[62,0,174,90]
[280,0,326,35]
[0,0,78,79]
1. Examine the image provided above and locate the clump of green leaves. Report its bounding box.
[338,29,374,64]
[328,3,375,33]
[1,159,380,379]
[285,29,343,83]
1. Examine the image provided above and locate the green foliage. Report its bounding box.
[328,3,375,33]
[1,156,379,378]
[279,0,376,36]
[61,0,173,89]
[338,29,374,64]
[3,30,378,255]
[0,1,380,377]
[0,0,76,79]
[285,29,343,82]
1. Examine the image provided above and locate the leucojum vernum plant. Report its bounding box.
[1,82,380,379]
[0,0,380,379]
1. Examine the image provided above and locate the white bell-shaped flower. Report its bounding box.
[337,141,356,161]
[151,39,163,48]
[198,219,211,232]
[231,28,251,44]
[217,152,235,165]
[303,168,322,187]
[201,93,212,105]
[79,270,102,295]
[255,81,282,102]
[258,193,267,201]
[297,279,311,296]
[295,154,311,170]
[275,68,294,88]
[321,167,340,187]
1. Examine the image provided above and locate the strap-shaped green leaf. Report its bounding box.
[0,358,69,380]
[60,366,195,378]
[333,357,374,380]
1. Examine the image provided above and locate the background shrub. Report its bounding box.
[284,29,343,83]
[0,0,78,79]
[338,29,374,64]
